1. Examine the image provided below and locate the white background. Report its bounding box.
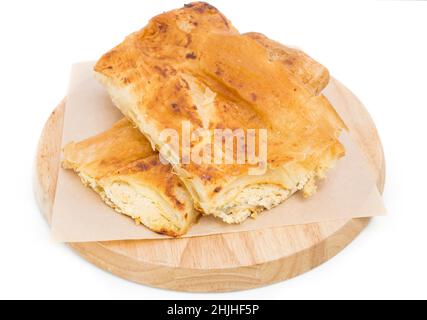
[0,0,426,300]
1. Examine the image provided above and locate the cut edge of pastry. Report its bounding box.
[175,145,342,224]
[62,156,197,237]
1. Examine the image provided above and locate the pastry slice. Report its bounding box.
[94,2,346,223]
[62,119,199,236]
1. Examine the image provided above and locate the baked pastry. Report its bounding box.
[243,32,329,95]
[62,119,199,236]
[94,2,346,223]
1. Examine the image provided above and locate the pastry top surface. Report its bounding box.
[94,2,345,190]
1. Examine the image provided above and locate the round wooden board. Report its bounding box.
[35,78,385,292]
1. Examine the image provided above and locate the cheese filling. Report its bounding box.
[103,181,180,231]
[78,172,183,233]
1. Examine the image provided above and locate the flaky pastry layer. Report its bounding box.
[93,2,346,223]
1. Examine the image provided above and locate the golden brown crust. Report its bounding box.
[243,32,330,95]
[94,2,346,220]
[94,3,344,169]
[63,119,155,178]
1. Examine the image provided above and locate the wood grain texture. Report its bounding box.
[34,78,385,292]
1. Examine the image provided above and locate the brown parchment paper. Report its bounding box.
[51,62,386,242]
